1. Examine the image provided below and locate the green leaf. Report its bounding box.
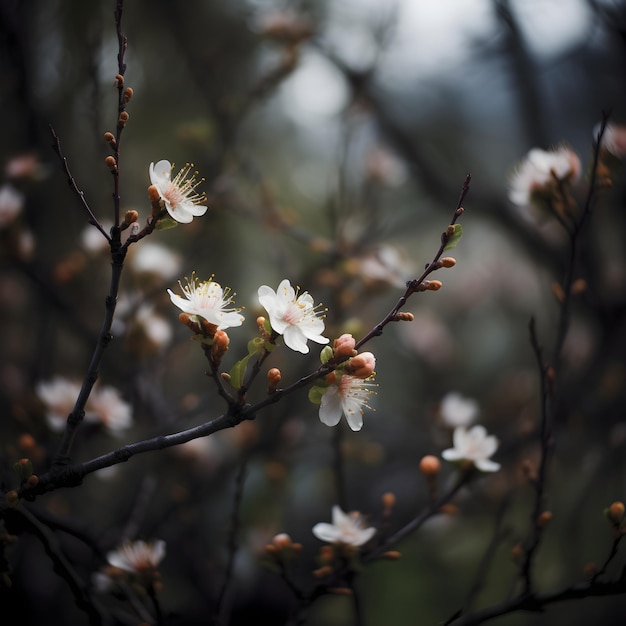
[154,217,179,230]
[444,224,463,251]
[319,346,333,364]
[308,383,328,405]
[229,352,254,389]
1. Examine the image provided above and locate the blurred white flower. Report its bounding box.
[168,274,244,329]
[128,241,182,281]
[0,184,24,227]
[81,223,111,254]
[319,374,376,432]
[86,386,133,435]
[442,425,500,472]
[149,160,207,223]
[36,377,81,431]
[599,122,626,159]
[106,539,166,575]
[312,505,376,547]
[258,279,329,353]
[348,245,413,289]
[440,392,479,428]
[133,305,173,350]
[508,146,581,206]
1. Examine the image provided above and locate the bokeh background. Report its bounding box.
[1,0,626,624]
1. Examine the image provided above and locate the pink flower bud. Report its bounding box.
[333,334,357,358]
[345,351,376,379]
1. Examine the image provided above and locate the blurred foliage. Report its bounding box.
[1,0,626,624]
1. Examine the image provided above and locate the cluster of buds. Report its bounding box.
[13,457,39,490]
[262,533,302,567]
[330,334,375,379]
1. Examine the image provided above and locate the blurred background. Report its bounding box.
[1,0,626,624]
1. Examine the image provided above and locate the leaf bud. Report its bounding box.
[392,312,413,322]
[425,280,443,291]
[103,132,117,148]
[117,111,129,128]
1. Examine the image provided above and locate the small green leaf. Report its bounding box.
[308,383,328,405]
[229,353,254,389]
[444,224,463,251]
[154,217,179,230]
[320,346,333,364]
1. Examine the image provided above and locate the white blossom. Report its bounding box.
[318,374,376,432]
[257,279,328,353]
[149,160,207,223]
[168,274,244,329]
[86,386,133,435]
[36,377,81,431]
[442,425,501,472]
[312,505,376,547]
[440,392,479,428]
[0,184,24,227]
[106,539,166,574]
[508,147,581,206]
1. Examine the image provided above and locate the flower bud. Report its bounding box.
[419,455,441,477]
[537,511,552,528]
[124,210,138,225]
[103,131,116,147]
[272,533,292,549]
[607,501,625,525]
[25,474,39,489]
[267,368,281,394]
[210,330,230,365]
[5,490,19,507]
[117,111,129,128]
[114,73,124,88]
[393,312,414,322]
[123,87,134,103]
[382,491,396,511]
[14,458,33,480]
[511,544,523,560]
[382,551,402,560]
[439,257,457,268]
[105,156,117,171]
[425,280,442,291]
[345,352,375,379]
[333,334,357,358]
[571,278,587,296]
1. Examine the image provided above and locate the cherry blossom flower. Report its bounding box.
[128,241,182,281]
[86,386,133,435]
[312,505,376,547]
[36,377,81,431]
[508,147,581,206]
[439,392,479,428]
[319,374,376,432]
[105,539,166,579]
[168,274,244,329]
[257,279,329,353]
[442,425,501,472]
[599,123,626,159]
[0,184,24,227]
[149,160,207,223]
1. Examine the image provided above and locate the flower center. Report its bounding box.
[283,301,306,325]
[164,182,184,207]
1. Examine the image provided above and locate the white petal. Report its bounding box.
[312,522,340,543]
[319,388,342,426]
[282,325,309,353]
[475,459,501,472]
